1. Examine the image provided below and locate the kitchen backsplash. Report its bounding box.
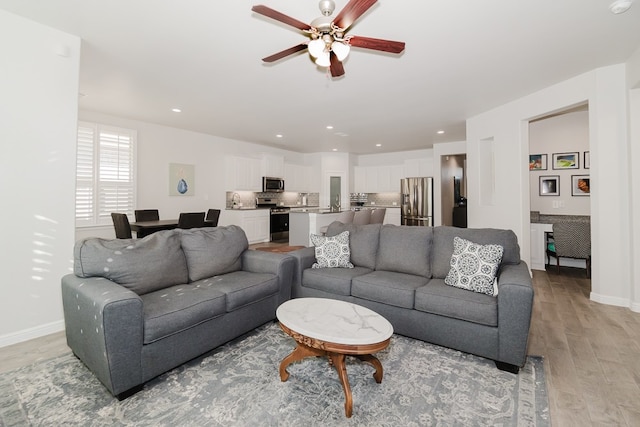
[354,193,402,207]
[225,192,319,208]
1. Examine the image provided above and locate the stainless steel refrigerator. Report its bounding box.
[401,177,434,226]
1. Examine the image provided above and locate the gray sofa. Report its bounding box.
[290,223,534,372]
[61,225,295,398]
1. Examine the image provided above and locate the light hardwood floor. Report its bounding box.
[1,264,639,426]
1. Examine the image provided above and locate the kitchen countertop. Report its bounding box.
[530,213,590,224]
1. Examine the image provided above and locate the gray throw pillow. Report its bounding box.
[310,231,354,269]
[444,236,504,296]
[179,225,249,282]
[73,230,189,295]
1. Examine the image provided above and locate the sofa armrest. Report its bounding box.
[241,250,295,304]
[496,262,534,367]
[287,247,316,298]
[61,274,144,396]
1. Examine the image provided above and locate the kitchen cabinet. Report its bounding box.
[261,154,284,178]
[383,207,401,225]
[353,165,403,193]
[222,209,270,244]
[403,158,431,178]
[225,156,261,191]
[284,163,310,192]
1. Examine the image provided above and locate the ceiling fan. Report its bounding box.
[251,0,405,77]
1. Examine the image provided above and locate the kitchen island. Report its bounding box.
[289,209,348,247]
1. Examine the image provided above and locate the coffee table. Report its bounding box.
[276,297,394,417]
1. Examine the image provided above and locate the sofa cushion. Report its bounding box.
[444,237,504,296]
[432,226,521,279]
[141,282,226,344]
[310,231,354,268]
[375,225,433,278]
[302,266,372,296]
[180,225,248,282]
[326,222,382,269]
[351,271,428,309]
[203,271,279,312]
[414,279,498,327]
[73,230,189,295]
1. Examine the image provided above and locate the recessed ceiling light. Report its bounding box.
[437,130,445,134]
[332,148,338,151]
[610,0,633,14]
[171,108,182,113]
[376,144,382,147]
[276,134,283,138]
[335,132,349,137]
[326,125,334,130]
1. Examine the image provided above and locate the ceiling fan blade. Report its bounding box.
[333,0,378,30]
[262,44,308,63]
[348,35,405,54]
[251,5,312,31]
[329,51,345,77]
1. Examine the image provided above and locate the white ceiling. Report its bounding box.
[2,0,639,154]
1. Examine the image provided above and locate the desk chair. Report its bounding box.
[178,212,206,229]
[111,213,132,239]
[205,209,221,227]
[134,209,159,222]
[546,221,591,277]
[370,208,386,224]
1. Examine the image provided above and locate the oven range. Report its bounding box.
[256,197,289,242]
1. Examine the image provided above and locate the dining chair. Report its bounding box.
[134,209,159,222]
[205,209,221,227]
[178,212,206,229]
[111,212,132,239]
[352,209,372,225]
[546,221,591,277]
[319,210,354,235]
[370,208,386,224]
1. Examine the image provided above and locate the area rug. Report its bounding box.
[0,322,549,426]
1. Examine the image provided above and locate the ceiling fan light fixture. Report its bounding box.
[308,38,326,58]
[315,51,331,67]
[332,41,350,61]
[609,0,633,14]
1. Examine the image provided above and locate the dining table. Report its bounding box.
[130,218,217,237]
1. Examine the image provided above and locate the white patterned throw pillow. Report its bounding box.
[444,236,504,296]
[310,231,354,269]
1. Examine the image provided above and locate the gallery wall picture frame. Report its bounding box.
[529,154,547,171]
[584,151,590,169]
[571,174,590,196]
[552,152,579,170]
[539,175,560,196]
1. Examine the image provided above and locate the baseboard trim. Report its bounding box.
[0,320,65,348]
[590,292,631,309]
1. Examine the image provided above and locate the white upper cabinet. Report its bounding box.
[403,159,431,178]
[284,163,310,193]
[261,154,285,178]
[225,156,262,191]
[353,165,404,193]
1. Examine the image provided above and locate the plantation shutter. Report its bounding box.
[75,122,136,226]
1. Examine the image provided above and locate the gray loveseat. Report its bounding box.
[61,225,295,398]
[290,223,534,372]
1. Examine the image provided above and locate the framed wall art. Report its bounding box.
[552,152,579,169]
[539,175,560,196]
[529,154,547,171]
[571,174,590,196]
[584,151,590,169]
[169,163,195,196]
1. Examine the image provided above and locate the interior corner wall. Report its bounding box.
[467,64,633,309]
[0,11,80,345]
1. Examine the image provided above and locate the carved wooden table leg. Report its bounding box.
[329,352,353,418]
[355,354,384,383]
[279,343,326,381]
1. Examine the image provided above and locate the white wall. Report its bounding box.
[626,47,640,312]
[467,64,635,311]
[529,110,590,215]
[0,11,80,345]
[76,111,307,240]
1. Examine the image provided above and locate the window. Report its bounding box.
[75,122,136,226]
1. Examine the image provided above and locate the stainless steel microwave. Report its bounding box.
[262,176,285,193]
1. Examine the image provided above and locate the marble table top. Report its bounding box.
[276,298,393,345]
